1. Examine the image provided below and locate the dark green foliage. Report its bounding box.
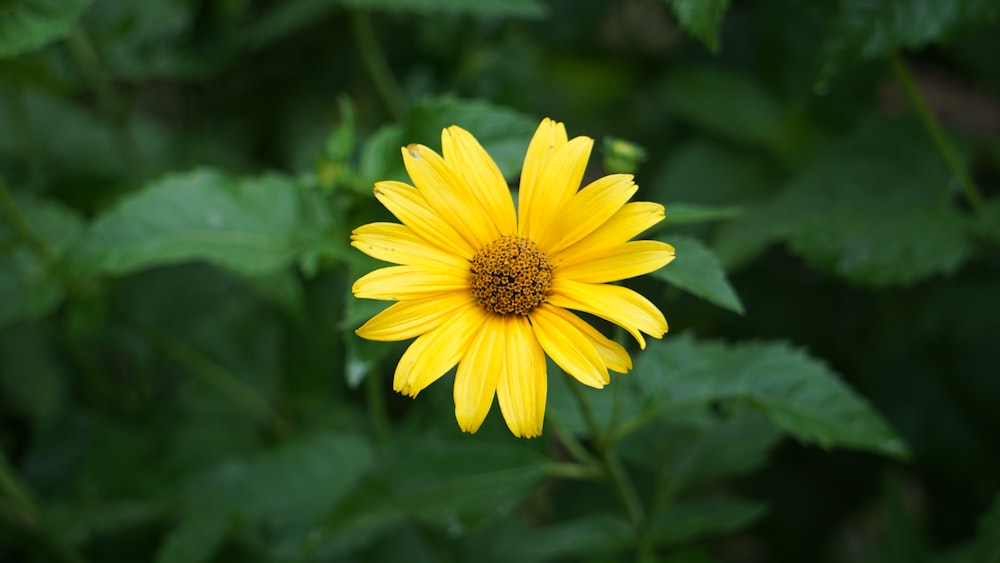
[1,0,999,561]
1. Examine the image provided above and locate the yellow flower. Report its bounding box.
[351,118,674,438]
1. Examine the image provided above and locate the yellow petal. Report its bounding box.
[496,315,547,438]
[521,136,594,242]
[351,223,470,271]
[548,278,668,349]
[453,315,505,434]
[441,126,517,237]
[555,309,633,374]
[518,118,568,237]
[541,174,636,253]
[529,304,609,388]
[356,292,475,341]
[402,144,496,249]
[552,201,665,266]
[352,265,469,300]
[556,240,676,283]
[393,303,488,396]
[374,181,476,260]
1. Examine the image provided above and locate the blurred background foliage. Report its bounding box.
[1,0,999,561]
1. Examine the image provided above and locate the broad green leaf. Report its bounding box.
[338,0,547,18]
[819,0,1000,85]
[652,235,744,314]
[0,0,92,57]
[662,0,730,53]
[779,120,970,286]
[636,334,909,457]
[71,169,332,277]
[663,203,742,227]
[163,433,373,563]
[663,68,786,154]
[504,514,633,561]
[0,193,84,327]
[404,96,538,180]
[648,498,766,546]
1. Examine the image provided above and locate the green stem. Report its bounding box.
[126,313,287,435]
[565,375,647,531]
[889,51,984,212]
[0,452,88,563]
[67,25,143,177]
[350,11,407,120]
[364,372,391,445]
[545,462,602,480]
[548,414,602,469]
[0,175,55,266]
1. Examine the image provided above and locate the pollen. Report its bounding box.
[470,236,552,316]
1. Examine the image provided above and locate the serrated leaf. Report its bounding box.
[663,68,786,153]
[649,498,766,546]
[0,0,92,57]
[780,120,969,286]
[338,0,547,18]
[636,334,909,457]
[0,193,85,327]
[652,235,744,314]
[662,0,730,53]
[71,169,332,277]
[819,0,1000,85]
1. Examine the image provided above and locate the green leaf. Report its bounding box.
[662,0,730,53]
[71,169,332,277]
[404,96,538,180]
[819,0,1000,85]
[974,198,1000,246]
[649,498,766,546]
[162,433,373,563]
[663,203,742,227]
[0,193,85,327]
[635,334,909,458]
[505,514,633,561]
[652,235,744,314]
[785,120,969,286]
[338,0,547,18]
[0,0,92,57]
[663,68,786,153]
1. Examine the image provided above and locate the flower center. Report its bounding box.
[470,235,552,316]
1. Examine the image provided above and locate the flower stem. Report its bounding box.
[0,175,56,266]
[350,11,407,121]
[889,51,984,212]
[564,374,647,532]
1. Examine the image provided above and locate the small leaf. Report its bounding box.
[662,0,730,53]
[0,0,92,57]
[636,334,909,458]
[652,235,744,314]
[71,169,331,277]
[338,0,547,18]
[649,498,766,546]
[0,193,85,327]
